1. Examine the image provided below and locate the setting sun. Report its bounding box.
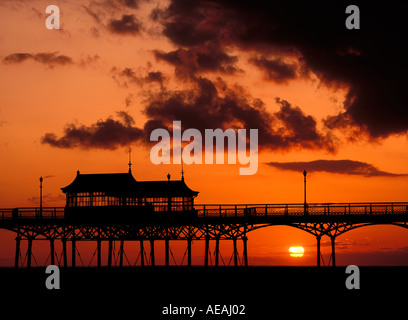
[289,247,304,258]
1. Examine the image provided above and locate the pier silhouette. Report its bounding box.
[1,170,408,268]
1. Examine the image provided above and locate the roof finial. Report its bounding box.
[167,173,171,181]
[128,147,132,173]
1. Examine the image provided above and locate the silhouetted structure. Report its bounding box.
[62,170,198,222]
[1,168,408,268]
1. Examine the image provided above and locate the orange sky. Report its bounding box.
[1,0,408,266]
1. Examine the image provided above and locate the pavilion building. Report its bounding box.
[61,170,198,222]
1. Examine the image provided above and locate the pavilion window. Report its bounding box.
[93,192,100,206]
[145,197,168,211]
[183,197,193,211]
[76,192,90,207]
[126,197,138,206]
[158,197,169,211]
[93,192,107,206]
[170,197,182,211]
[67,194,76,207]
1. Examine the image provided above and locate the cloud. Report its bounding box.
[41,76,336,152]
[156,0,221,47]
[3,52,73,67]
[82,1,143,37]
[273,98,337,152]
[143,77,336,152]
[78,54,100,68]
[108,14,141,35]
[3,52,101,70]
[3,53,32,63]
[154,43,238,79]
[111,67,166,87]
[266,160,406,177]
[41,111,147,150]
[121,0,139,8]
[154,0,408,139]
[249,56,304,84]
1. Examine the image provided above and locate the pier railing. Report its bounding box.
[0,207,65,220]
[0,202,408,221]
[195,202,408,218]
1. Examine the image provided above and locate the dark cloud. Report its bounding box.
[111,67,165,87]
[266,160,406,177]
[157,0,223,47]
[155,0,408,139]
[151,0,240,79]
[3,53,32,64]
[122,0,139,8]
[154,43,238,79]
[3,52,101,70]
[42,76,336,152]
[145,71,165,84]
[249,56,301,84]
[143,77,336,152]
[273,98,336,152]
[82,1,143,37]
[3,52,73,67]
[108,14,141,35]
[41,111,146,150]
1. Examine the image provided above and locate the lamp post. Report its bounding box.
[39,177,43,217]
[303,170,308,215]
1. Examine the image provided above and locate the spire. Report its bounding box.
[128,147,132,173]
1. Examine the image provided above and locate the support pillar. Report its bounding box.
[62,238,67,268]
[50,238,55,265]
[204,235,210,267]
[187,238,192,267]
[150,239,155,266]
[14,236,20,268]
[140,240,144,267]
[233,238,238,267]
[316,235,321,267]
[27,238,33,268]
[119,240,124,267]
[165,239,170,267]
[97,240,101,267]
[108,239,113,267]
[242,236,248,267]
[215,237,220,267]
[331,236,336,267]
[71,238,76,267]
